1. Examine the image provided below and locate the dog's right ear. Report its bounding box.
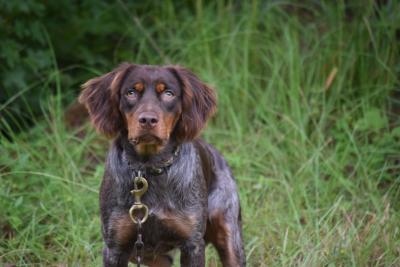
[168,66,217,142]
[79,63,134,137]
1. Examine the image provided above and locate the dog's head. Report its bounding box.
[79,63,216,155]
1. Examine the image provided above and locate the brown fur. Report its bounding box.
[156,82,166,93]
[79,63,135,137]
[111,214,136,246]
[133,82,144,92]
[163,112,180,140]
[168,66,217,143]
[135,143,163,155]
[79,64,216,150]
[124,110,179,155]
[205,212,239,267]
[158,211,197,239]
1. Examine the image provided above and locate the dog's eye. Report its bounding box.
[163,90,175,97]
[126,88,137,97]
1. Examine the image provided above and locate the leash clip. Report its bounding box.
[129,171,149,224]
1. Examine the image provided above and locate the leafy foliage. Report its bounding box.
[0,0,165,132]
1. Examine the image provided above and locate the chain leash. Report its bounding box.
[129,170,149,267]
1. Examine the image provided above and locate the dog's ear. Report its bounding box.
[79,63,134,137]
[168,66,217,142]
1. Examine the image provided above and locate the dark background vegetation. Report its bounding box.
[1,0,400,266]
[1,1,163,132]
[1,1,399,133]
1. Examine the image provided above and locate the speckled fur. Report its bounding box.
[100,136,245,266]
[79,64,245,267]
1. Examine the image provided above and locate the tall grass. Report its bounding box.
[1,1,400,266]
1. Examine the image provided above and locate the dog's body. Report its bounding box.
[79,64,245,266]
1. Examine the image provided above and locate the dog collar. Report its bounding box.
[126,145,181,176]
[146,145,180,175]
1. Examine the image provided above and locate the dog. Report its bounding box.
[79,63,245,267]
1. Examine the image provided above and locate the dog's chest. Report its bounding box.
[141,207,197,249]
[113,175,200,253]
[140,180,198,241]
[132,207,197,256]
[109,143,205,252]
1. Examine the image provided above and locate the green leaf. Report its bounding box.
[391,126,400,137]
[356,108,387,131]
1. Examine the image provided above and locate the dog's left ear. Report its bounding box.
[168,66,217,142]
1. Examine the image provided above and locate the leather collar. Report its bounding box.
[126,146,180,176]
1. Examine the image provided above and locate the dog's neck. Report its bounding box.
[118,134,180,175]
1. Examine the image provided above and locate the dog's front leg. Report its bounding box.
[180,238,205,267]
[103,245,130,267]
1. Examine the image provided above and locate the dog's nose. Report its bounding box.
[138,112,159,128]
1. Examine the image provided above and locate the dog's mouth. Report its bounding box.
[129,134,163,146]
[129,134,167,156]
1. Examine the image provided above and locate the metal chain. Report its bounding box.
[133,221,144,266]
[129,170,149,267]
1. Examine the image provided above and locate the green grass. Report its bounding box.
[1,1,400,266]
